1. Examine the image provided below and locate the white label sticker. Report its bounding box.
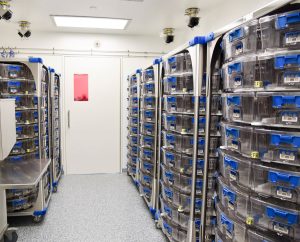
[228,202,235,211]
[280,152,295,161]
[170,125,175,130]
[234,80,242,87]
[282,115,298,123]
[274,224,289,235]
[277,189,293,199]
[230,143,238,150]
[233,113,241,118]
[171,106,176,111]
[229,173,237,181]
[286,33,300,44]
[284,75,300,84]
[146,131,152,135]
[146,118,152,122]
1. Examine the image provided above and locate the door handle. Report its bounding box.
[68,110,70,128]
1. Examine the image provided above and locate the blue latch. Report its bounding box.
[275,54,300,69]
[8,81,21,87]
[189,33,214,47]
[195,198,203,209]
[266,206,298,225]
[164,187,173,199]
[167,96,177,103]
[199,96,206,103]
[228,62,242,74]
[168,56,176,64]
[15,111,21,118]
[29,57,43,64]
[8,65,21,71]
[144,123,153,130]
[14,141,23,148]
[165,170,174,180]
[224,156,238,171]
[272,95,300,108]
[167,76,177,84]
[166,115,176,122]
[165,152,175,161]
[145,96,154,103]
[143,162,153,170]
[226,127,239,139]
[163,221,172,235]
[223,186,236,203]
[195,179,203,189]
[271,134,300,148]
[166,134,175,142]
[277,11,300,29]
[221,213,234,233]
[144,136,153,143]
[268,171,300,187]
[144,149,153,157]
[145,110,154,117]
[227,96,241,106]
[229,27,244,42]
[164,204,172,217]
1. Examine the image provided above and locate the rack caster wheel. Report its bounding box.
[53,186,58,193]
[155,222,161,229]
[33,215,43,223]
[4,228,18,242]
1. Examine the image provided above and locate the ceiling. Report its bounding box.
[0,0,224,36]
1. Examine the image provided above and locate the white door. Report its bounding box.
[65,57,121,174]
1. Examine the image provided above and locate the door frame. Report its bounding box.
[62,55,123,175]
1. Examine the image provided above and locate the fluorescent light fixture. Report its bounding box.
[52,15,129,30]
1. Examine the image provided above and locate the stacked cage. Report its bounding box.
[216,10,300,242]
[51,71,62,192]
[0,59,51,220]
[127,73,140,182]
[138,67,158,207]
[159,51,222,242]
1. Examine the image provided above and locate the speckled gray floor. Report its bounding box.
[9,174,167,242]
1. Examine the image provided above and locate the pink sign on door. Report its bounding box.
[74,74,89,101]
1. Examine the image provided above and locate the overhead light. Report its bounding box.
[52,15,130,30]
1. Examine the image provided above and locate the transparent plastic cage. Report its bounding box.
[129,85,138,96]
[222,93,256,123]
[247,228,292,242]
[249,196,300,239]
[223,20,259,61]
[216,203,247,242]
[141,82,155,95]
[140,158,154,174]
[128,96,139,107]
[161,148,217,175]
[140,109,156,123]
[140,96,156,109]
[217,176,250,220]
[128,145,139,156]
[128,75,137,86]
[260,10,300,51]
[257,92,300,127]
[15,110,38,125]
[140,169,153,187]
[160,196,190,229]
[128,126,138,135]
[0,80,36,95]
[161,164,215,194]
[16,124,39,140]
[162,217,187,242]
[128,116,138,127]
[11,138,39,155]
[163,74,193,94]
[220,122,256,158]
[259,51,300,89]
[252,162,300,204]
[128,135,138,146]
[0,63,33,80]
[140,147,155,163]
[218,148,252,189]
[162,113,220,134]
[141,122,155,136]
[164,53,193,75]
[142,69,154,83]
[256,128,300,166]
[140,134,155,149]
[222,55,259,90]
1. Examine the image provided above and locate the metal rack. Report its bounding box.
[127,72,141,184]
[138,61,161,215]
[213,1,300,241]
[0,58,53,223]
[50,70,63,192]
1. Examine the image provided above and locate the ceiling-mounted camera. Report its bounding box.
[18,21,31,38]
[162,28,175,44]
[185,8,200,28]
[0,0,12,21]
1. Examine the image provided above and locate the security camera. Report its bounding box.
[185,8,200,28]
[162,28,175,44]
[0,1,12,21]
[18,21,31,39]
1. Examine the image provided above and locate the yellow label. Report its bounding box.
[179,168,184,173]
[251,151,259,159]
[246,216,254,225]
[181,129,187,134]
[182,88,187,93]
[254,81,263,88]
[178,206,184,212]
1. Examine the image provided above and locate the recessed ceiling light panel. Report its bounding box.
[52,15,130,30]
